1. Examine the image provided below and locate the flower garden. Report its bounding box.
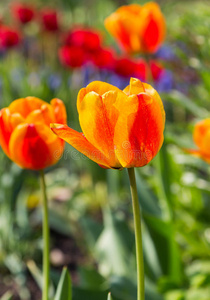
[0,1,210,300]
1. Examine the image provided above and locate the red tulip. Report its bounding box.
[150,60,164,81]
[0,26,21,48]
[114,57,147,81]
[12,3,35,24]
[59,45,86,68]
[91,47,116,70]
[63,28,102,52]
[41,9,60,32]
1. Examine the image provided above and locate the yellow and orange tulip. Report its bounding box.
[104,2,166,54]
[188,119,210,163]
[0,97,67,170]
[51,78,165,169]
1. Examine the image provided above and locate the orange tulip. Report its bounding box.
[0,97,67,170]
[104,2,166,54]
[51,78,165,169]
[187,119,210,163]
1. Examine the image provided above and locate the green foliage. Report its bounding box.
[54,267,72,300]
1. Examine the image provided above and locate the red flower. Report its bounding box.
[0,26,21,48]
[41,9,60,32]
[91,47,116,70]
[150,60,164,81]
[63,28,102,52]
[59,45,86,68]
[134,59,147,81]
[12,3,35,24]
[114,57,146,81]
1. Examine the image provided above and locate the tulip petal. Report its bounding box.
[9,123,64,170]
[105,5,142,53]
[51,98,67,124]
[77,81,120,111]
[123,78,165,124]
[51,124,112,168]
[78,89,125,168]
[8,97,49,118]
[25,104,55,126]
[193,119,210,150]
[141,2,166,52]
[115,92,164,168]
[0,108,12,156]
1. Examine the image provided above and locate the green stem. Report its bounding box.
[40,170,49,300]
[127,168,144,300]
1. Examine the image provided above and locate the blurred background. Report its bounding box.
[0,0,210,299]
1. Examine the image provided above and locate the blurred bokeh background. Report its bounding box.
[0,0,210,299]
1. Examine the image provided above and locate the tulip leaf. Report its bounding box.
[78,267,107,290]
[135,171,161,216]
[95,213,134,277]
[54,267,72,300]
[144,214,182,283]
[72,287,108,300]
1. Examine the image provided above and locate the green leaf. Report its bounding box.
[72,287,108,300]
[55,267,72,300]
[95,215,134,277]
[78,267,107,290]
[135,171,161,216]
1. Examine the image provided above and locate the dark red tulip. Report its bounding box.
[41,9,60,32]
[114,57,146,81]
[91,47,115,70]
[64,28,102,52]
[59,45,86,68]
[150,60,164,81]
[0,26,21,48]
[12,3,35,24]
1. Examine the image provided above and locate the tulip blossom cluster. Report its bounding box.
[51,78,165,169]
[11,3,60,31]
[0,97,66,170]
[0,2,172,92]
[59,28,115,70]
[0,3,61,51]
[58,27,169,86]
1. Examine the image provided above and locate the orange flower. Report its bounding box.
[0,97,67,170]
[188,119,210,163]
[51,78,165,169]
[104,2,166,54]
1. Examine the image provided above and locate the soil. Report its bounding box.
[0,230,85,300]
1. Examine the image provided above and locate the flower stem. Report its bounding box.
[40,170,49,300]
[127,168,144,300]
